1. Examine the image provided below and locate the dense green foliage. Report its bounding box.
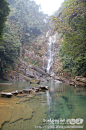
[0,33,21,76]
[7,0,49,45]
[0,0,10,77]
[52,0,86,76]
[0,0,10,41]
[0,0,49,77]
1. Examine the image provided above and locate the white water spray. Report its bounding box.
[46,32,57,73]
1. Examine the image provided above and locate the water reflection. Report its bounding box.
[46,91,51,110]
[43,81,86,130]
[0,81,86,130]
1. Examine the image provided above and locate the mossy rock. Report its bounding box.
[30,79,40,84]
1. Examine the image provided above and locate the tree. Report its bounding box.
[0,0,50,77]
[0,32,21,77]
[0,0,10,41]
[7,0,49,46]
[52,0,86,76]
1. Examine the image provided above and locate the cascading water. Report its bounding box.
[42,31,58,74]
[47,37,52,73]
[46,32,57,73]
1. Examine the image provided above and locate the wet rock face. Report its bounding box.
[74,76,86,87]
[32,66,45,74]
[26,70,35,78]
[3,56,45,81]
[26,69,42,79]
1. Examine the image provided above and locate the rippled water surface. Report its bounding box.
[0,81,86,130]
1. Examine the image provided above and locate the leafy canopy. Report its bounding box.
[52,0,86,76]
[0,0,10,41]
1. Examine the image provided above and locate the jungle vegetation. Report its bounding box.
[0,0,86,78]
[52,0,86,76]
[0,0,49,77]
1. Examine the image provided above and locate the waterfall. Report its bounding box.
[46,30,50,37]
[42,31,58,74]
[46,32,57,74]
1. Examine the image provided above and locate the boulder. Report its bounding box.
[75,76,86,83]
[1,92,6,97]
[1,92,13,98]
[74,76,86,87]
[30,79,40,84]
[69,82,75,86]
[17,90,23,94]
[0,85,49,98]
[5,93,13,98]
[26,69,35,78]
[31,87,40,92]
[23,89,32,93]
[39,86,49,90]
[33,71,42,79]
[82,72,86,77]
[11,90,18,96]
[74,81,85,87]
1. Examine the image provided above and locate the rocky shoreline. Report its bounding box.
[0,86,49,98]
[0,58,86,88]
[56,75,86,87]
